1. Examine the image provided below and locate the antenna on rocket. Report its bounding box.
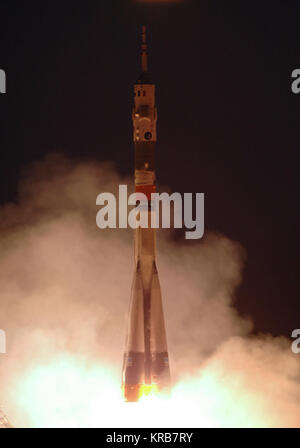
[141,25,148,73]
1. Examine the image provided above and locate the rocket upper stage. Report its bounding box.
[122,26,170,402]
[132,25,157,199]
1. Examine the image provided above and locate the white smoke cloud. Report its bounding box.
[0,154,299,427]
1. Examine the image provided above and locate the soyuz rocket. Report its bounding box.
[122,26,171,402]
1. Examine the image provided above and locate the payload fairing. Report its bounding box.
[122,26,171,402]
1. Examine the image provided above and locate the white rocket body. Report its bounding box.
[122,26,170,402]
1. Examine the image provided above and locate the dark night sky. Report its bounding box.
[0,0,299,336]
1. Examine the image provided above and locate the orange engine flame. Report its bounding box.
[138,384,159,400]
[122,383,160,402]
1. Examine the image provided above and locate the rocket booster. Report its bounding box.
[122,26,171,402]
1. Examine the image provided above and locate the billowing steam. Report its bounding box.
[0,154,299,427]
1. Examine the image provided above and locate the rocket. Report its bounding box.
[122,26,171,402]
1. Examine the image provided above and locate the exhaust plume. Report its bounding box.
[0,154,299,427]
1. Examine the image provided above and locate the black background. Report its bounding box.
[0,0,299,336]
